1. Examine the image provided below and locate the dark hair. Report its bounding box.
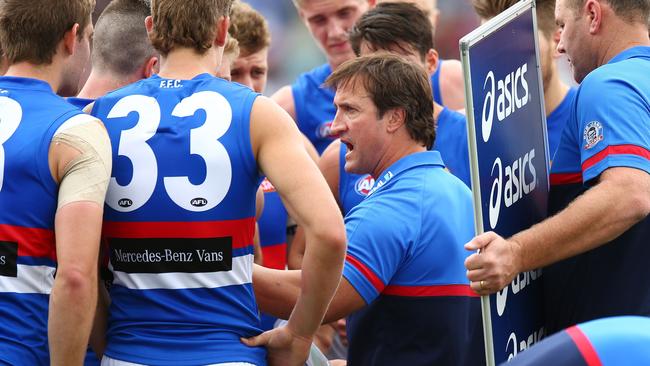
[325,54,436,149]
[569,0,650,24]
[0,0,95,64]
[349,2,433,60]
[472,0,558,38]
[93,0,155,76]
[149,0,233,56]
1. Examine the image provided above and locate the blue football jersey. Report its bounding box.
[291,63,337,154]
[547,88,576,163]
[91,73,266,365]
[0,76,94,365]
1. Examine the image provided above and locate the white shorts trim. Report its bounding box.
[101,355,256,366]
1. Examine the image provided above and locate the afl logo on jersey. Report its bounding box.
[316,121,338,139]
[118,198,133,208]
[260,178,276,193]
[583,121,603,150]
[354,175,375,196]
[191,198,208,207]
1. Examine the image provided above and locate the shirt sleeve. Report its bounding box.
[577,75,650,183]
[342,199,408,305]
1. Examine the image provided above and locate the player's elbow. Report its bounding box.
[630,188,650,222]
[313,221,347,259]
[54,266,96,298]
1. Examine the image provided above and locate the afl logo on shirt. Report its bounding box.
[354,175,375,196]
[316,121,338,139]
[583,121,603,149]
[260,178,276,193]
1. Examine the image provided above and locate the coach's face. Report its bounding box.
[299,0,369,69]
[555,0,594,83]
[331,80,390,177]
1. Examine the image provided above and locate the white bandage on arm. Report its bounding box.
[53,119,112,209]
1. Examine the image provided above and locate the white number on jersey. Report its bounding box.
[0,97,22,192]
[105,92,233,212]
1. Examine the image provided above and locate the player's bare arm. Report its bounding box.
[47,119,111,365]
[439,59,466,111]
[466,166,650,294]
[244,95,346,365]
[271,85,297,121]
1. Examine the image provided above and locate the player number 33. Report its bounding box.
[106,91,233,213]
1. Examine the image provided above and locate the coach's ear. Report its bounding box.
[385,107,406,134]
[425,48,439,77]
[367,0,377,7]
[215,16,230,47]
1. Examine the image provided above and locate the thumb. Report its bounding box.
[241,331,270,347]
[465,231,499,251]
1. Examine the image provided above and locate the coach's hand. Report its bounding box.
[242,325,312,366]
[464,231,523,295]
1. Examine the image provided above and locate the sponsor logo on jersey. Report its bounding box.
[354,175,375,196]
[316,121,338,139]
[110,237,232,273]
[260,178,276,193]
[0,241,17,277]
[583,121,603,149]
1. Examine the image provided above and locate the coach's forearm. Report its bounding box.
[513,167,650,271]
[287,225,346,339]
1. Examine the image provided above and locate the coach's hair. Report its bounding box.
[349,2,433,60]
[472,0,557,38]
[325,54,436,149]
[149,0,233,56]
[568,0,650,24]
[229,1,270,55]
[0,0,95,65]
[93,0,155,76]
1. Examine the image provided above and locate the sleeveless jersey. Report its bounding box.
[91,74,266,365]
[291,63,337,154]
[431,59,444,106]
[257,178,288,270]
[547,88,576,163]
[0,76,89,365]
[67,96,95,110]
[546,47,650,334]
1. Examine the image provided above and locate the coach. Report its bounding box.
[465,0,650,334]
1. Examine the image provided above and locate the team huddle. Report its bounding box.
[0,0,648,365]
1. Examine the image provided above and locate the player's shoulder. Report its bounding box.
[294,63,332,87]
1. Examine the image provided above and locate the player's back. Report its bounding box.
[91,73,266,365]
[0,76,87,365]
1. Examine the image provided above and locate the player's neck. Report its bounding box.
[157,47,221,80]
[432,102,443,120]
[77,70,133,99]
[543,75,569,117]
[4,61,62,93]
[598,22,650,67]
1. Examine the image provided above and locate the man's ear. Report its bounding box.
[585,0,603,35]
[62,23,80,56]
[367,0,377,8]
[142,56,159,78]
[386,108,406,134]
[145,16,154,37]
[215,16,230,47]
[425,48,439,76]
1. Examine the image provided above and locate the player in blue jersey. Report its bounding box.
[251,54,483,366]
[472,0,576,162]
[89,0,346,365]
[505,316,650,365]
[71,0,158,111]
[0,0,112,365]
[465,0,650,334]
[372,0,466,110]
[272,0,371,154]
